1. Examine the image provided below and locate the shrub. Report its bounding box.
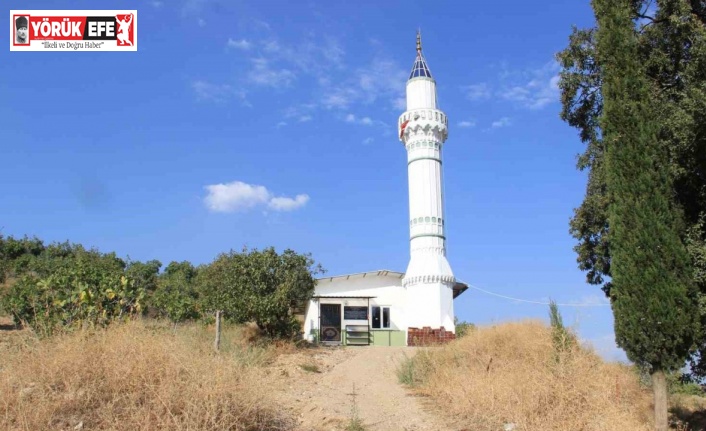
[2,249,145,335]
[397,350,433,386]
[454,316,475,338]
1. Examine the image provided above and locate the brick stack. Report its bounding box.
[407,326,456,346]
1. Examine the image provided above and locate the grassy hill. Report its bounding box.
[3,317,705,430]
[397,320,706,431]
[0,319,293,431]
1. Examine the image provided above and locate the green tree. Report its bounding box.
[125,259,162,293]
[198,247,322,339]
[0,235,46,282]
[558,0,706,374]
[2,247,145,335]
[594,1,699,429]
[151,261,200,326]
[164,260,198,280]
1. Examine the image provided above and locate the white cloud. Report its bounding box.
[198,18,206,27]
[268,194,309,211]
[212,34,404,129]
[192,80,248,105]
[320,39,345,68]
[321,57,406,112]
[575,294,610,306]
[342,113,387,129]
[249,18,271,31]
[276,121,287,128]
[204,181,269,212]
[262,40,281,53]
[150,1,163,7]
[322,91,352,109]
[227,38,252,50]
[357,58,407,108]
[250,37,344,79]
[248,57,295,88]
[461,61,560,110]
[282,103,316,122]
[182,0,208,16]
[498,61,560,110]
[491,117,511,128]
[362,137,374,145]
[463,83,491,101]
[458,120,476,128]
[203,181,309,213]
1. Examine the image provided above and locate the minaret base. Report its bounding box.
[403,280,455,332]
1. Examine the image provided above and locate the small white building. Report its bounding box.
[302,33,468,346]
[302,270,467,346]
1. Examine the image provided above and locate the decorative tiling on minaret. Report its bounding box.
[398,31,456,333]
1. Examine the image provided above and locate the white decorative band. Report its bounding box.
[408,156,442,165]
[410,246,446,255]
[406,140,442,151]
[402,274,456,287]
[410,233,445,240]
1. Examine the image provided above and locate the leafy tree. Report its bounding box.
[594,1,699,429]
[151,261,200,326]
[558,0,706,374]
[197,252,251,324]
[164,260,198,280]
[198,247,322,339]
[125,259,162,293]
[0,235,46,282]
[2,247,145,336]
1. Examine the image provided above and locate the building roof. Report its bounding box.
[409,53,433,80]
[316,269,468,299]
[409,31,433,80]
[452,281,468,299]
[317,269,404,282]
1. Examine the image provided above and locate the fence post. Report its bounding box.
[214,310,221,352]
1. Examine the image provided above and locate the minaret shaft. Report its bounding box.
[398,35,456,332]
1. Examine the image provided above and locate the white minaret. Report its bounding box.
[399,32,456,332]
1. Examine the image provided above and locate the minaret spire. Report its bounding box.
[409,30,433,80]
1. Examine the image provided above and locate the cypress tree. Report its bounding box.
[593,1,699,429]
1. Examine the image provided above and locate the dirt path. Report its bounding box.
[273,346,457,431]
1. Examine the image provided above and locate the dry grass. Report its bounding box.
[0,319,294,431]
[401,320,653,431]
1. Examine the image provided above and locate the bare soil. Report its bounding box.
[271,346,458,431]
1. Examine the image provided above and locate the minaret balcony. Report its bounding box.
[399,109,448,143]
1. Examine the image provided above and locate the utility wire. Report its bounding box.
[466,283,611,307]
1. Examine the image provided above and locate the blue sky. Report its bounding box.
[0,1,623,360]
